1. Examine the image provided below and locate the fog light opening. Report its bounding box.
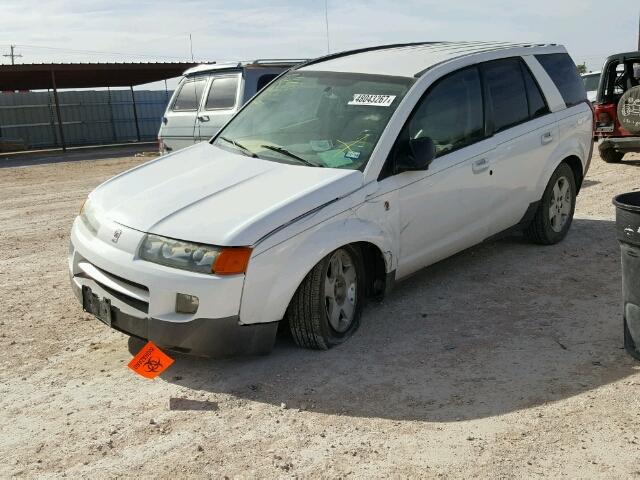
[176,293,199,314]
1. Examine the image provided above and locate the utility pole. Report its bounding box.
[324,0,330,54]
[637,10,640,50]
[2,44,22,65]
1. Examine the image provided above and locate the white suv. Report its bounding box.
[69,42,593,356]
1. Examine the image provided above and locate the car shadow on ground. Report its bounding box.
[134,218,638,422]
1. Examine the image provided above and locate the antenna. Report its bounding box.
[324,0,330,54]
[2,44,22,65]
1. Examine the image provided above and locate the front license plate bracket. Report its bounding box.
[82,285,112,327]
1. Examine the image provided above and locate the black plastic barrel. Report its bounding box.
[613,192,640,360]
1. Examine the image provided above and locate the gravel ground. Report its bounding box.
[1,147,640,479]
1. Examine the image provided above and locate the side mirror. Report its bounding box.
[395,136,436,173]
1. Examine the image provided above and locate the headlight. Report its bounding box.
[139,234,252,275]
[79,198,101,235]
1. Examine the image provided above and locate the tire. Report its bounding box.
[617,85,640,135]
[287,245,365,350]
[624,317,640,360]
[599,145,624,164]
[524,162,576,245]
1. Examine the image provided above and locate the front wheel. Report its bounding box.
[287,245,365,350]
[524,162,576,245]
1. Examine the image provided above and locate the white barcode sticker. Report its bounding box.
[348,94,396,107]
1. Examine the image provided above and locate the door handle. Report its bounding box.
[197,115,210,122]
[541,131,554,144]
[472,157,489,174]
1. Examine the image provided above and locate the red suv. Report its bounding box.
[593,51,640,163]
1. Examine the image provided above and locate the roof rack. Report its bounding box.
[251,59,309,65]
[293,42,447,70]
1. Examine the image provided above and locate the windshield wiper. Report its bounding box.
[218,136,258,158]
[260,144,323,167]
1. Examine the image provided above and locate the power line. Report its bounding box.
[8,43,191,60]
[2,44,22,65]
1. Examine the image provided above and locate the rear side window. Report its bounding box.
[257,74,279,91]
[205,77,239,110]
[483,58,529,133]
[404,67,484,157]
[521,62,549,118]
[535,53,586,107]
[172,78,207,111]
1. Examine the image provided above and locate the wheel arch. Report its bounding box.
[562,155,584,192]
[240,215,394,325]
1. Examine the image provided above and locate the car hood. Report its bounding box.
[90,142,363,246]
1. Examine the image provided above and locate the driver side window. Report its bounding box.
[391,67,485,171]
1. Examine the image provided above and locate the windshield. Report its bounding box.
[583,73,600,92]
[213,70,414,170]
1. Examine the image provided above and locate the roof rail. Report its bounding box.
[251,59,309,65]
[293,41,447,70]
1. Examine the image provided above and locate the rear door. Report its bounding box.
[481,57,558,236]
[195,73,242,142]
[535,53,592,176]
[160,76,208,151]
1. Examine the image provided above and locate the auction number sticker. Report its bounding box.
[348,94,396,107]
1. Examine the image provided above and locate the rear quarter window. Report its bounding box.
[257,74,279,91]
[535,53,587,108]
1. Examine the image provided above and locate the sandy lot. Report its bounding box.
[1,147,640,479]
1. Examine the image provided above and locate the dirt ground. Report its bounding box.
[2,146,640,479]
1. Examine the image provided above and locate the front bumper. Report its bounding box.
[69,216,277,357]
[600,137,640,153]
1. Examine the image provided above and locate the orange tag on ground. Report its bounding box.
[128,341,174,379]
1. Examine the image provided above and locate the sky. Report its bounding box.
[1,0,638,89]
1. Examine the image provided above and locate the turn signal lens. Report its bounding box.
[213,247,252,275]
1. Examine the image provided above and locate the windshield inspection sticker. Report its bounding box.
[348,94,396,107]
[345,150,361,160]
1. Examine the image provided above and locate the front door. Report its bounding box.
[162,76,208,151]
[384,66,496,278]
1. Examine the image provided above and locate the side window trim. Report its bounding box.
[203,74,241,111]
[379,65,487,180]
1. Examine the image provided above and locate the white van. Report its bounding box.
[71,42,592,356]
[158,60,305,154]
[582,70,601,103]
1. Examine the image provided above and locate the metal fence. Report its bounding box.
[0,89,172,150]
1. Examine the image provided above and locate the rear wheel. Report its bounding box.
[287,245,364,350]
[599,145,624,164]
[525,162,576,245]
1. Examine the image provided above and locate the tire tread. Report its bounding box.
[288,261,328,350]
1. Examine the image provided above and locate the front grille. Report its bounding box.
[98,282,149,313]
[92,264,149,293]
